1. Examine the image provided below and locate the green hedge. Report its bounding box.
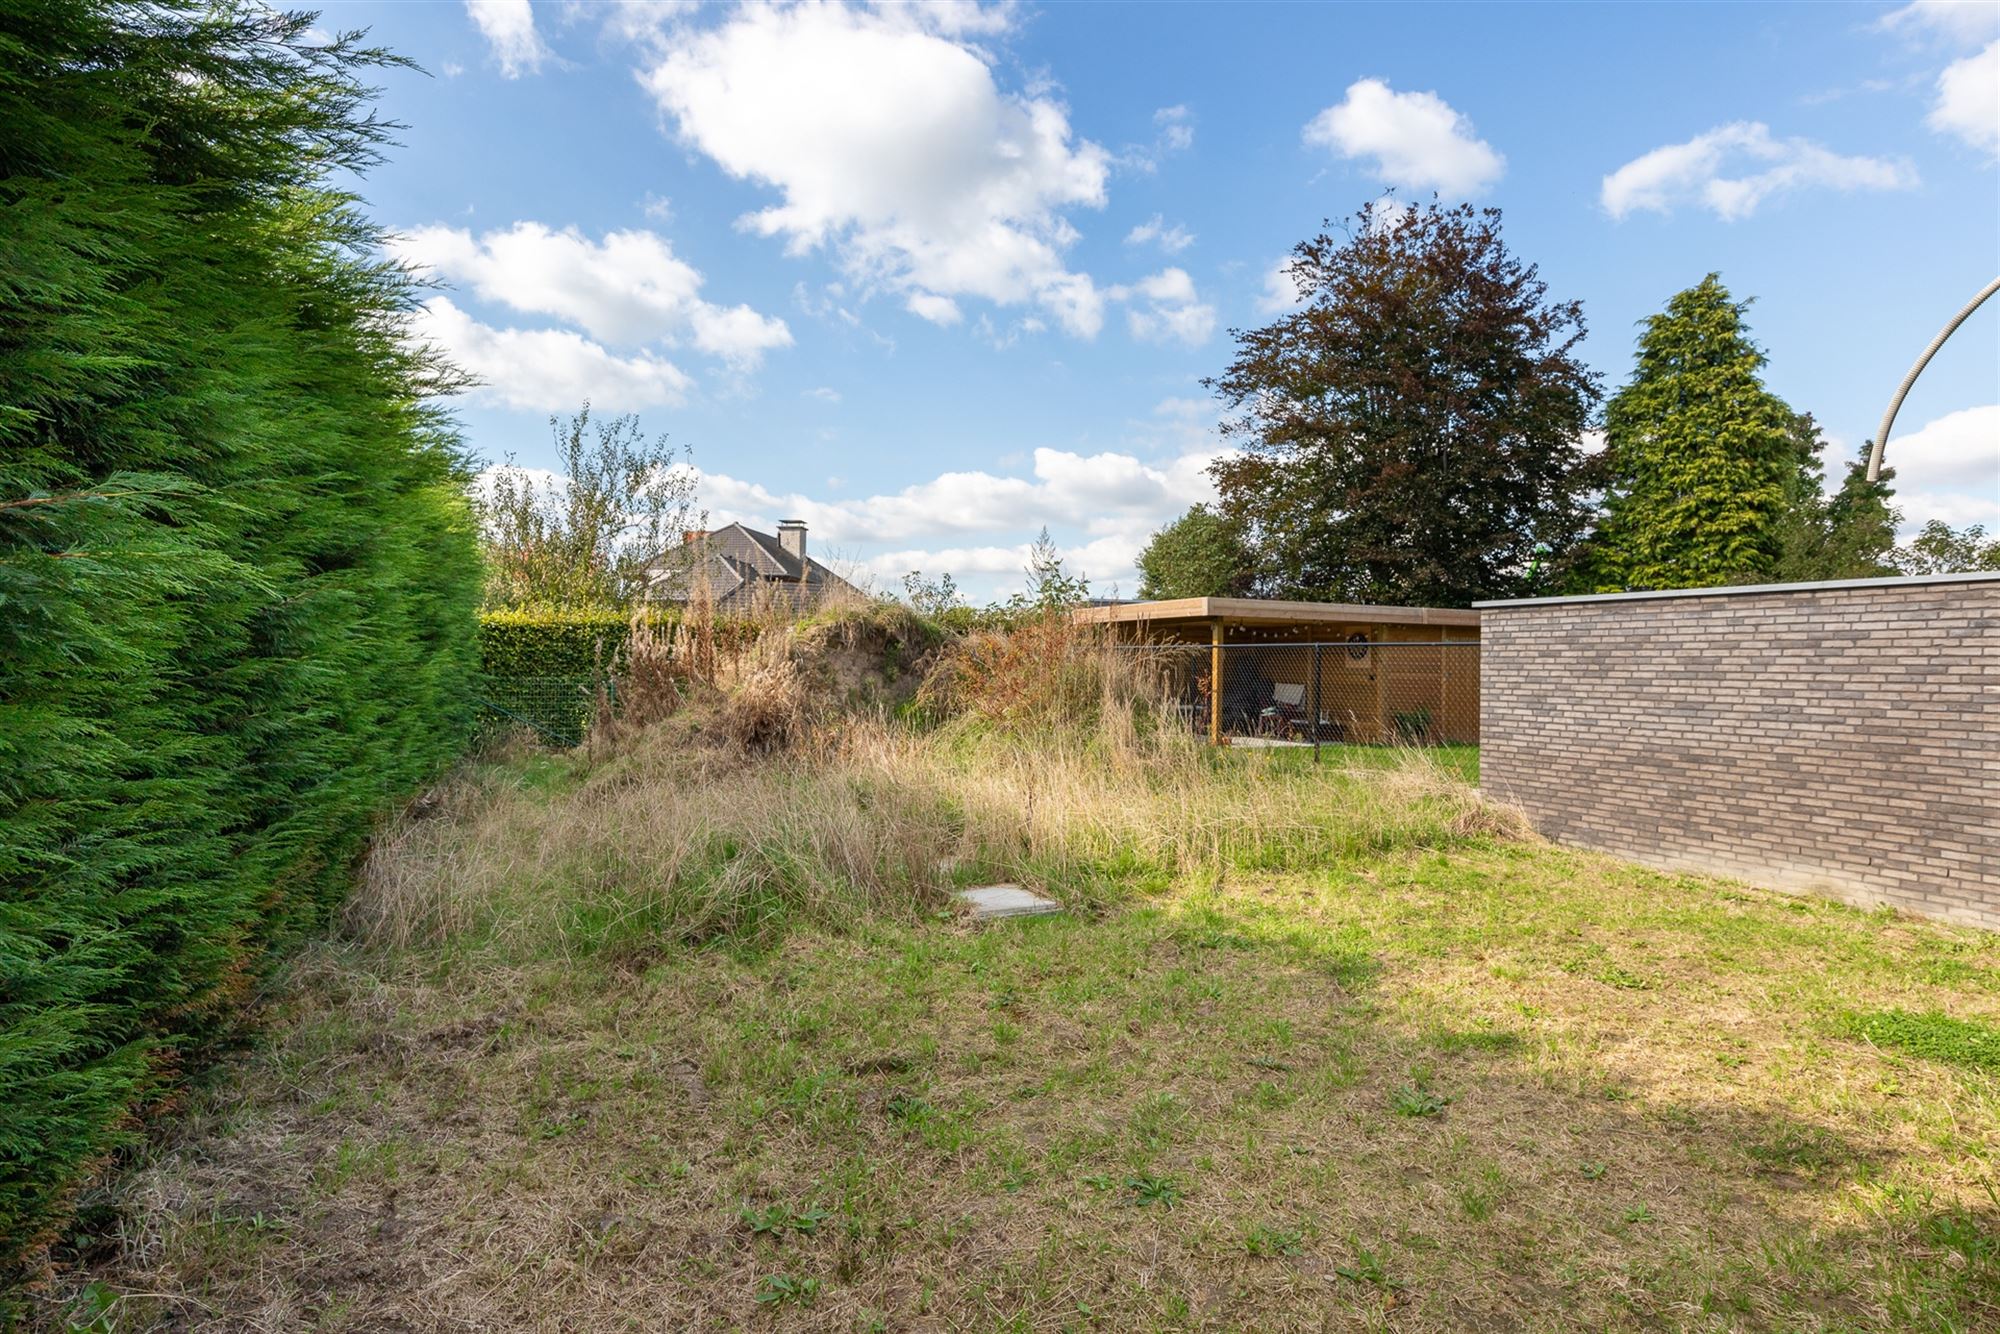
[0,3,481,1291]
[475,610,633,746]
[475,610,775,744]
[479,608,637,678]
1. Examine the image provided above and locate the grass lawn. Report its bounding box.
[1234,742,1480,785]
[42,721,1999,1332]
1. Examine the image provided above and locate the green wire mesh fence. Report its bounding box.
[474,674,614,748]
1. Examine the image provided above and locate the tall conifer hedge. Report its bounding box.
[0,1,481,1285]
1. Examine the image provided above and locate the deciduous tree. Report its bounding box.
[1136,504,1255,599]
[1206,200,1601,607]
[1895,520,2000,575]
[475,404,699,608]
[1010,527,1089,611]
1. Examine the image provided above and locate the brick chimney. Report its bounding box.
[777,519,807,565]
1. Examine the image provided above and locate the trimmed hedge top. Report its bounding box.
[479,608,639,678]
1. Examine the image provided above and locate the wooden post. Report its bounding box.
[1372,630,1385,744]
[1209,620,1223,746]
[1311,641,1322,761]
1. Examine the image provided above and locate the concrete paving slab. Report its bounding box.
[955,884,1062,921]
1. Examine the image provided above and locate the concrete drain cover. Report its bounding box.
[955,884,1062,921]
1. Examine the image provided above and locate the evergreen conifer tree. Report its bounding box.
[1588,276,1808,589]
[0,1,480,1284]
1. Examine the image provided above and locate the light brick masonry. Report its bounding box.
[1476,573,2000,931]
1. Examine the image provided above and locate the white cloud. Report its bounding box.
[1255,257,1302,316]
[636,2,1111,336]
[1877,0,2000,46]
[696,444,1215,545]
[1152,395,1215,424]
[465,0,551,78]
[905,291,964,326]
[1884,404,2000,534]
[1115,105,1197,174]
[1929,40,2000,154]
[690,437,1229,596]
[391,222,791,367]
[805,386,842,403]
[1109,267,1216,346]
[413,297,691,412]
[1124,214,1195,253]
[1601,122,1918,220]
[1303,78,1504,196]
[1155,105,1194,151]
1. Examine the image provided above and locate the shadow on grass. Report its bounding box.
[39,884,2000,1333]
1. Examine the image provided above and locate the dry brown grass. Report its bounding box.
[43,843,1999,1332]
[35,618,1997,1332]
[340,617,1501,965]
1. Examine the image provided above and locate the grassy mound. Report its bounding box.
[345,621,1509,964]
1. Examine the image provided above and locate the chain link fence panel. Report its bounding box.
[474,674,611,748]
[1129,641,1480,751]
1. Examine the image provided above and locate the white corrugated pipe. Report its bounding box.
[1866,274,2000,482]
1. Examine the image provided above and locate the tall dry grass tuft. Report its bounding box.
[346,716,963,960]
[348,612,1513,961]
[719,656,816,754]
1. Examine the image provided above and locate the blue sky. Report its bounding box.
[333,0,1998,599]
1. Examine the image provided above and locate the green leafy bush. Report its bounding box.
[0,2,480,1289]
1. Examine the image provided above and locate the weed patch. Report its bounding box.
[1847,1009,2000,1072]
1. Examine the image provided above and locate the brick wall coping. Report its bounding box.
[1473,569,1999,611]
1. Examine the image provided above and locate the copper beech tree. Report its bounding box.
[1206,201,1602,607]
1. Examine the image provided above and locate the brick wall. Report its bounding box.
[1477,574,2000,931]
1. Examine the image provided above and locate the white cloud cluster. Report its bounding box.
[1118,105,1196,172]
[1601,122,1917,220]
[1877,0,2000,47]
[1929,40,1999,154]
[1884,404,2000,534]
[1107,268,1216,346]
[1304,78,1504,196]
[1255,257,1303,316]
[1154,105,1195,152]
[635,2,1112,336]
[1125,214,1195,253]
[690,419,1229,595]
[397,223,790,365]
[415,298,692,411]
[1877,3,1999,155]
[394,223,791,410]
[698,443,1219,547]
[464,0,551,78]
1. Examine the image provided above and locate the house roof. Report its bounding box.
[1073,596,1481,630]
[707,522,795,579]
[641,522,859,605]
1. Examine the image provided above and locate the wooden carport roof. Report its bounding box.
[1073,597,1480,631]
